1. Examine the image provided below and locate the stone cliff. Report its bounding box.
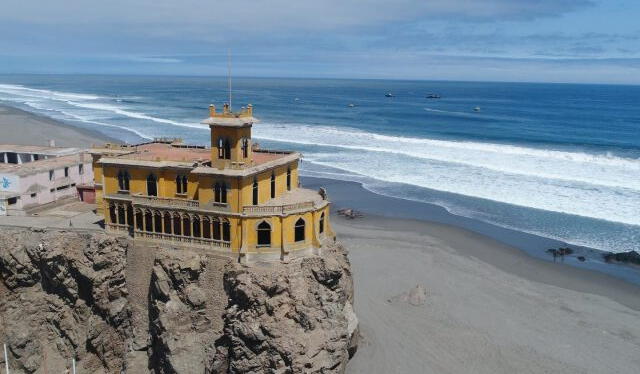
[0,228,358,373]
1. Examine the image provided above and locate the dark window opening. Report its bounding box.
[192,217,201,238]
[163,212,172,233]
[8,197,18,205]
[203,218,211,239]
[135,211,143,231]
[154,213,162,233]
[182,217,191,237]
[30,193,37,198]
[222,220,231,242]
[146,174,157,196]
[118,170,130,191]
[214,182,227,203]
[79,164,84,175]
[218,137,231,160]
[252,179,258,205]
[49,170,54,181]
[270,173,276,199]
[109,204,117,223]
[145,211,153,232]
[319,213,325,234]
[64,167,69,177]
[127,205,134,227]
[257,221,271,246]
[286,168,291,191]
[176,175,188,194]
[295,218,305,242]
[173,215,182,236]
[212,218,221,240]
[242,138,249,158]
[118,206,126,225]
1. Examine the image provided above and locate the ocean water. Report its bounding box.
[0,74,639,253]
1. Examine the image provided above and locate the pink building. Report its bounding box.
[0,145,94,215]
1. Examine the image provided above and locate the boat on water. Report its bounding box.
[426,93,441,99]
[385,92,394,97]
[473,106,481,112]
[348,103,356,107]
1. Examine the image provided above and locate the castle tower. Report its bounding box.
[202,103,255,169]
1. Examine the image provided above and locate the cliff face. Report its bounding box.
[0,228,358,373]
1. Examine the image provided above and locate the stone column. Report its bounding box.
[142,212,147,232]
[161,213,165,234]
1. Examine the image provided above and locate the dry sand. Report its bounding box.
[0,104,115,147]
[340,215,640,374]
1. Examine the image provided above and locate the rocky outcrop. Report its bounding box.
[0,228,131,373]
[0,228,358,373]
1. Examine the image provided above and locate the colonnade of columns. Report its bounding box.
[108,202,231,245]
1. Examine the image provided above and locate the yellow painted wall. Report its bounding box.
[210,125,252,167]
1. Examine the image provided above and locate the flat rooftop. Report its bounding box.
[97,141,297,173]
[0,144,82,157]
[0,153,89,176]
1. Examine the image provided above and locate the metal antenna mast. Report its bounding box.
[227,49,232,111]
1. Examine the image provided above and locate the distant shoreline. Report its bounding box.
[2,100,639,287]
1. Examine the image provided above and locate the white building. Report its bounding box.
[0,145,94,215]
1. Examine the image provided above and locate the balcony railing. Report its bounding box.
[131,194,200,208]
[134,230,231,248]
[242,201,315,215]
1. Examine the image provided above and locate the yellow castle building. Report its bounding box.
[91,103,334,261]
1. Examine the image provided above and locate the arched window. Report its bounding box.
[319,212,325,234]
[286,168,291,191]
[109,204,117,224]
[214,182,227,204]
[146,174,157,196]
[117,205,126,225]
[182,216,191,237]
[127,204,134,227]
[192,216,201,238]
[145,211,153,232]
[295,218,305,242]
[135,210,143,231]
[241,138,249,158]
[252,178,258,205]
[173,214,182,236]
[222,219,231,243]
[164,212,172,234]
[203,217,211,239]
[176,175,188,194]
[154,211,162,233]
[257,221,271,246]
[212,218,221,240]
[118,170,130,191]
[270,173,276,199]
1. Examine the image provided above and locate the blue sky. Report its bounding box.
[1,0,639,84]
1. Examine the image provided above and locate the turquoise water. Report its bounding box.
[0,75,638,253]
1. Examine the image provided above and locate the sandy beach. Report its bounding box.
[0,104,115,147]
[1,103,639,373]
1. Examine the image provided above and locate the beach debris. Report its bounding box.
[387,284,427,306]
[546,247,574,261]
[602,250,640,265]
[337,208,363,219]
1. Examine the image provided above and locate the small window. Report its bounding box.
[79,164,84,175]
[257,221,271,246]
[214,182,227,203]
[241,138,249,158]
[49,170,54,181]
[176,175,188,194]
[30,193,37,198]
[118,170,130,191]
[286,168,291,191]
[294,218,305,242]
[8,197,18,205]
[50,188,55,193]
[270,173,276,199]
[71,183,76,187]
[252,178,258,205]
[64,167,69,177]
[319,212,325,234]
[146,174,157,196]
